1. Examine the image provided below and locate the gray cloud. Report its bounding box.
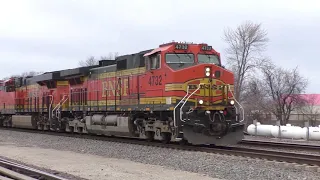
[0,0,319,92]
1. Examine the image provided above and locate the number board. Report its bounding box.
[148,75,162,86]
[201,45,212,51]
[175,44,188,50]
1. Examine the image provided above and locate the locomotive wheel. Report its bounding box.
[209,144,216,148]
[161,132,171,144]
[68,126,74,134]
[38,124,44,131]
[179,138,188,146]
[145,131,154,141]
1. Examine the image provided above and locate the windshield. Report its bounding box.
[198,54,220,65]
[165,53,195,70]
[166,53,194,64]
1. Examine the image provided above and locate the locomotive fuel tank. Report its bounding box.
[85,114,132,136]
[11,115,37,129]
[91,114,118,126]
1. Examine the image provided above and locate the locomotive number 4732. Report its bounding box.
[148,75,162,86]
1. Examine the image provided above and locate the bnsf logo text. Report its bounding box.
[188,84,224,90]
[101,78,129,97]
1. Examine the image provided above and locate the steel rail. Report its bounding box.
[0,157,68,180]
[210,146,320,166]
[241,139,320,152]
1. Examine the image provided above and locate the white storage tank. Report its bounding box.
[301,127,320,140]
[271,125,303,139]
[247,123,273,136]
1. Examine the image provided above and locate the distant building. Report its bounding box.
[287,94,320,126]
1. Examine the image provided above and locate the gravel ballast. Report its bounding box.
[0,129,319,180]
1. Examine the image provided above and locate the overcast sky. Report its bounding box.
[0,0,319,93]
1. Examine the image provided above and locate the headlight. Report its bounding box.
[199,100,204,104]
[205,67,210,77]
[230,100,235,105]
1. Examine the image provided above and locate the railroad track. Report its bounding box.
[216,146,320,166]
[1,127,320,167]
[0,157,67,180]
[241,139,320,152]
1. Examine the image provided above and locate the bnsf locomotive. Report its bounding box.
[0,42,244,145]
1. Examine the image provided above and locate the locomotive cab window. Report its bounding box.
[166,53,194,64]
[165,53,195,70]
[198,54,220,65]
[146,54,161,70]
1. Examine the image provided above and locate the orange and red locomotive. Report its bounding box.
[0,42,244,145]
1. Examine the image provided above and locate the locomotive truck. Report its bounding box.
[0,42,244,145]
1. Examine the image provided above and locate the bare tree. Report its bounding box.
[100,52,119,60]
[223,21,269,102]
[2,75,18,81]
[79,56,98,67]
[261,65,308,125]
[2,71,42,80]
[242,78,264,117]
[79,53,119,67]
[20,71,43,77]
[297,94,320,126]
[241,76,277,124]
